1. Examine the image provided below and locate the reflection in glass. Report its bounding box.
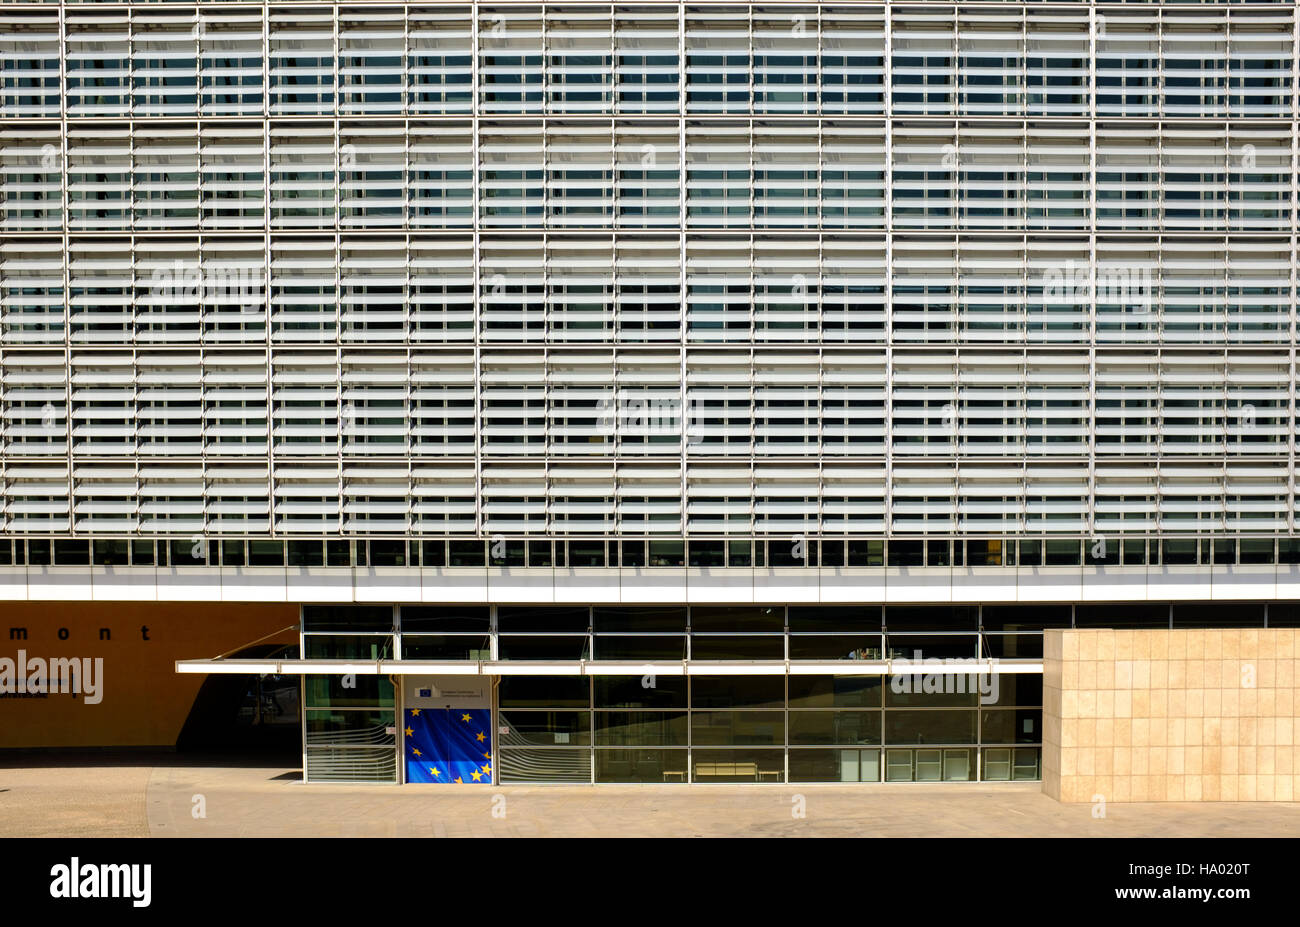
[788,711,881,745]
[302,605,393,633]
[787,675,882,709]
[400,605,490,632]
[885,633,978,660]
[305,675,394,708]
[691,675,784,708]
[981,708,1042,744]
[692,748,784,783]
[789,748,881,782]
[884,680,980,708]
[498,635,590,660]
[499,747,590,783]
[303,634,394,659]
[498,606,589,632]
[594,712,687,746]
[499,675,588,707]
[691,606,783,632]
[499,711,591,746]
[983,633,1044,659]
[401,635,491,660]
[305,746,397,782]
[593,635,686,660]
[594,675,687,708]
[690,635,783,659]
[884,709,977,744]
[596,749,688,783]
[788,634,883,660]
[788,605,881,631]
[690,710,784,745]
[304,709,395,744]
[593,606,687,632]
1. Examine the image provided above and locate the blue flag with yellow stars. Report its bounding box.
[405,707,493,784]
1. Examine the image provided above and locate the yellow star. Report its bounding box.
[461,713,472,722]
[482,751,491,759]
[476,731,486,742]
[412,747,421,757]
[429,767,441,778]
[404,726,413,737]
[471,769,482,781]
[454,777,463,784]
[409,708,420,716]
[481,763,491,774]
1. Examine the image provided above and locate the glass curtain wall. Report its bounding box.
[498,671,1044,784]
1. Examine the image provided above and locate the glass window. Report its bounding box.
[886,633,978,660]
[691,675,784,708]
[691,711,784,745]
[249,540,284,565]
[402,636,490,660]
[499,747,589,783]
[980,674,1042,708]
[1172,603,1265,628]
[692,748,785,783]
[498,606,589,632]
[400,606,490,632]
[981,709,1041,745]
[788,606,882,631]
[789,748,881,783]
[788,711,881,746]
[593,607,687,632]
[647,540,684,566]
[527,541,553,566]
[305,709,396,741]
[596,749,688,783]
[303,635,394,659]
[448,540,485,566]
[593,636,686,660]
[594,712,687,746]
[884,709,977,745]
[984,634,1044,659]
[305,674,394,708]
[787,675,882,709]
[498,636,589,660]
[983,747,1013,781]
[1076,602,1168,629]
[303,605,392,633]
[594,675,687,708]
[499,676,588,708]
[690,635,783,660]
[499,711,590,746]
[688,539,726,567]
[885,680,981,708]
[691,606,784,632]
[981,605,1071,631]
[788,634,883,660]
[886,605,978,630]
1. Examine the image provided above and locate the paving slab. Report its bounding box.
[4,756,1299,837]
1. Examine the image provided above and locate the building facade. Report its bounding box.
[0,0,1298,786]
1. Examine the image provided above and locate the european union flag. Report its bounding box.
[405,707,492,784]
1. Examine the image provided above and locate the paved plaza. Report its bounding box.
[1,755,1297,837]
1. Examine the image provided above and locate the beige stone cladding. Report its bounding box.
[1043,629,1299,802]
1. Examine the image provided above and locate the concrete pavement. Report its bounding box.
[3,755,1298,837]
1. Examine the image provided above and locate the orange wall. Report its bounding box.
[0,602,298,748]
